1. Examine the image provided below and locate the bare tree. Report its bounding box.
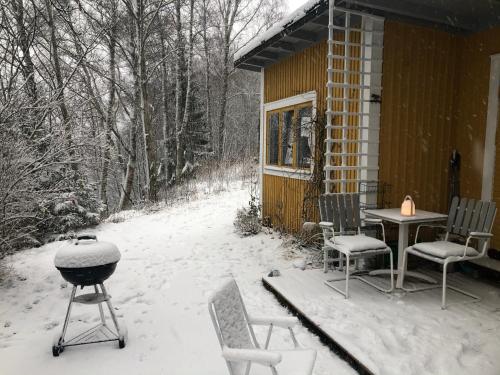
[45,0,75,166]
[174,0,186,177]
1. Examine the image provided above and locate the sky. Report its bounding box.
[286,0,309,12]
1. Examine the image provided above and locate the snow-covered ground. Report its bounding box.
[265,268,500,375]
[0,183,356,375]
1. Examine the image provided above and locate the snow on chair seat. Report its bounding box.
[412,241,478,258]
[208,279,317,375]
[333,234,387,253]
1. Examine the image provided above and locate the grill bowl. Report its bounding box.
[54,235,121,286]
[56,262,118,286]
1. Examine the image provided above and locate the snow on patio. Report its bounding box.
[264,268,500,375]
[0,183,355,375]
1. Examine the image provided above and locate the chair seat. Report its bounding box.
[248,349,316,375]
[412,241,478,258]
[331,234,387,253]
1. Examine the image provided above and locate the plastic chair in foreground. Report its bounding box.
[208,279,317,375]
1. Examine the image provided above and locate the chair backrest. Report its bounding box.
[208,279,258,375]
[446,197,497,236]
[319,193,361,233]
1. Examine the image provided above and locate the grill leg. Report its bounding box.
[100,283,121,334]
[60,285,77,344]
[95,284,106,326]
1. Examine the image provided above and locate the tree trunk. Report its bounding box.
[45,0,76,168]
[174,0,186,177]
[202,0,212,153]
[160,28,170,184]
[12,0,37,105]
[216,0,241,161]
[179,0,195,168]
[217,35,230,161]
[135,0,158,201]
[119,11,140,210]
[100,0,118,210]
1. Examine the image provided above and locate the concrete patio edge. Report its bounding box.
[262,277,375,375]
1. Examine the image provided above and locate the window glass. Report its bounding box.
[268,113,279,165]
[297,107,313,168]
[282,110,293,166]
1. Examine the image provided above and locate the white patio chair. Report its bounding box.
[208,279,317,375]
[401,197,497,309]
[319,193,394,298]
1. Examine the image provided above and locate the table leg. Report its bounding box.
[368,218,438,288]
[396,223,409,289]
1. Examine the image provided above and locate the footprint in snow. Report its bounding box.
[44,321,59,330]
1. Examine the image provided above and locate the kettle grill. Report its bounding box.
[52,234,127,356]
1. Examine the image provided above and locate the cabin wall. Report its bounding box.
[265,41,327,111]
[379,21,460,213]
[261,20,500,243]
[453,27,500,247]
[263,42,328,232]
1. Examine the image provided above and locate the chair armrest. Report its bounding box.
[415,224,447,244]
[222,347,282,366]
[249,315,298,329]
[363,218,382,224]
[469,232,493,238]
[362,218,386,242]
[319,222,335,242]
[466,232,493,257]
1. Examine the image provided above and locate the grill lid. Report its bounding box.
[54,234,121,269]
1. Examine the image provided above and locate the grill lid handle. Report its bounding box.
[76,234,97,244]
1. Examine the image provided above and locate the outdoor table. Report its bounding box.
[364,208,448,289]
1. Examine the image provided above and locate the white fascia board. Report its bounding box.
[264,91,317,112]
[481,54,500,201]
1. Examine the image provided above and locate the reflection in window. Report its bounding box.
[282,111,293,166]
[297,107,312,168]
[268,113,279,165]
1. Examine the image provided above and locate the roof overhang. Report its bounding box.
[235,0,500,71]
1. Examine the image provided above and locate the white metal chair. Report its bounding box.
[208,279,317,375]
[401,197,497,309]
[319,193,394,298]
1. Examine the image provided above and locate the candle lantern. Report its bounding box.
[401,195,416,216]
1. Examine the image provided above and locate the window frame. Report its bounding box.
[263,92,316,180]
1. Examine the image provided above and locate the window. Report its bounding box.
[297,107,313,168]
[266,102,314,170]
[282,110,293,166]
[268,113,279,165]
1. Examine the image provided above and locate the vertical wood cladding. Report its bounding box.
[454,27,500,247]
[262,20,500,242]
[379,21,460,214]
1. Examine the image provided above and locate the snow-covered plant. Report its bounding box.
[234,205,261,236]
[234,171,261,236]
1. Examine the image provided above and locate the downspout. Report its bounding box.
[325,0,335,194]
[259,68,265,212]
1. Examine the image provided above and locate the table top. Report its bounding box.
[364,208,448,224]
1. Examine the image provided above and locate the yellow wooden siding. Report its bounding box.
[454,27,500,247]
[262,174,310,232]
[379,21,460,213]
[262,20,500,241]
[263,33,362,231]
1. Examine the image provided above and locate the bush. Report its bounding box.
[234,192,261,236]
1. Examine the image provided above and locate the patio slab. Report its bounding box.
[263,268,500,375]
